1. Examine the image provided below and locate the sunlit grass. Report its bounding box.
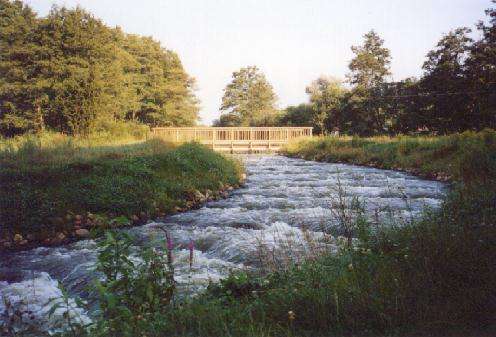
[0,122,154,169]
[283,129,496,184]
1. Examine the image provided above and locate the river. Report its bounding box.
[0,155,445,334]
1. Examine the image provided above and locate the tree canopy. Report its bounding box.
[216,66,277,126]
[347,30,391,89]
[0,0,199,136]
[306,76,346,134]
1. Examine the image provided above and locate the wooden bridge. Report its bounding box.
[151,127,313,153]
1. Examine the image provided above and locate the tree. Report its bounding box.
[383,78,423,134]
[213,113,242,127]
[465,1,496,130]
[32,6,122,134]
[420,28,473,133]
[344,31,392,135]
[120,34,199,127]
[219,66,277,126]
[0,0,42,136]
[347,30,391,89]
[278,104,314,127]
[305,76,346,134]
[0,2,199,136]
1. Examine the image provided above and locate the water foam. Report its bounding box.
[0,155,445,334]
[0,272,91,335]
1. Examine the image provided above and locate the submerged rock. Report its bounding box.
[74,229,90,238]
[51,233,66,245]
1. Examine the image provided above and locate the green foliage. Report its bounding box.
[217,66,278,127]
[339,30,394,136]
[76,177,496,337]
[0,137,242,241]
[0,123,149,167]
[89,231,175,336]
[117,33,199,127]
[347,30,391,89]
[278,104,314,127]
[64,130,495,337]
[284,130,496,185]
[278,78,347,135]
[465,2,496,131]
[416,28,475,134]
[0,0,42,136]
[305,77,347,134]
[0,1,198,137]
[47,283,88,337]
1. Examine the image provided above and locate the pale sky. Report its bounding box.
[27,0,489,125]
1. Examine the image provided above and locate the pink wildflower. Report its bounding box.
[165,232,173,264]
[188,239,194,269]
[166,233,173,251]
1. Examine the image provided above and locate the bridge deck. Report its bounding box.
[151,127,313,153]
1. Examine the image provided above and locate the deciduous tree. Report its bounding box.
[344,30,392,135]
[347,30,391,89]
[219,66,277,126]
[306,76,346,134]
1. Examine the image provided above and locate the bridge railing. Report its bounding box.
[151,127,312,142]
[150,127,312,152]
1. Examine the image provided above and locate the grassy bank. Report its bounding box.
[40,131,494,337]
[283,129,496,183]
[0,131,243,251]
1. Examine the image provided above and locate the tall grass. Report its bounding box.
[4,129,495,336]
[283,129,496,183]
[0,127,242,247]
[0,121,151,169]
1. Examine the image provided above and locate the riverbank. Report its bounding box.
[283,129,496,184]
[65,132,495,337]
[0,132,243,252]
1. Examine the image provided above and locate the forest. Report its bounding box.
[0,0,198,137]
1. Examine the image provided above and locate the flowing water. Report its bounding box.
[0,155,445,334]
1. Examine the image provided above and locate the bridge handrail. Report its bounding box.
[151,126,313,130]
[151,126,312,142]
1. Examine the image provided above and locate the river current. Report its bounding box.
[0,155,445,334]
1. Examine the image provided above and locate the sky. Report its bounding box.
[27,0,490,125]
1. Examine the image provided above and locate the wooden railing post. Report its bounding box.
[212,129,216,150]
[268,129,271,151]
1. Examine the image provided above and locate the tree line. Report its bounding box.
[0,0,199,137]
[2,0,494,137]
[217,2,496,135]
